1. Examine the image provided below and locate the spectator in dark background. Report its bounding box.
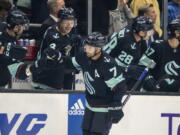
[168,0,180,23]
[16,0,31,15]
[109,0,134,35]
[38,0,65,41]
[0,0,12,31]
[130,0,162,38]
[31,0,49,23]
[92,0,118,35]
[0,0,12,22]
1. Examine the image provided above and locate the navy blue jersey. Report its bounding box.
[38,25,72,57]
[0,30,23,86]
[72,52,126,107]
[104,27,148,66]
[32,25,73,89]
[139,40,180,91]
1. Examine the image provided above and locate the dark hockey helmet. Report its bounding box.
[84,32,107,48]
[6,9,29,28]
[132,16,154,33]
[58,7,76,20]
[168,19,180,37]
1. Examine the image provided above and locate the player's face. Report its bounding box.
[14,25,26,36]
[59,19,75,35]
[175,30,180,41]
[140,29,154,40]
[84,44,101,58]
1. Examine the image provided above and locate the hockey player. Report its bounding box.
[66,32,127,135]
[32,7,80,90]
[43,31,146,134]
[104,16,154,90]
[139,18,180,92]
[0,9,30,87]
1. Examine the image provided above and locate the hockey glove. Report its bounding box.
[3,44,27,60]
[125,65,145,80]
[143,75,159,91]
[158,79,180,92]
[44,48,62,61]
[108,102,124,124]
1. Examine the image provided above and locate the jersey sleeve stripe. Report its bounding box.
[105,74,125,89]
[72,57,81,70]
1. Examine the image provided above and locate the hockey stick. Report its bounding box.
[122,67,149,107]
[121,57,156,108]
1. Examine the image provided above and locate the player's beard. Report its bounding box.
[86,49,101,60]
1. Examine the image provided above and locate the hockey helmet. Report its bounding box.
[6,9,29,28]
[84,32,107,48]
[57,7,76,20]
[132,16,154,33]
[168,18,180,37]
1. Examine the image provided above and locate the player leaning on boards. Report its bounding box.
[45,32,145,135]
[104,16,154,90]
[0,9,62,88]
[32,7,81,90]
[0,9,30,88]
[139,18,180,92]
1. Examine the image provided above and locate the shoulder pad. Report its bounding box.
[154,40,164,44]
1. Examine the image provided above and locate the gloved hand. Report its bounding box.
[44,48,62,61]
[30,49,63,73]
[125,65,145,80]
[108,102,124,123]
[143,75,159,91]
[158,79,180,92]
[3,44,27,60]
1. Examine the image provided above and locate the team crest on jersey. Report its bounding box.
[53,33,59,39]
[104,57,110,63]
[130,43,136,50]
[164,61,180,84]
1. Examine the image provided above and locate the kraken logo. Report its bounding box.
[83,72,95,95]
[164,61,180,84]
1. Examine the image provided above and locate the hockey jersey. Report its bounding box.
[0,30,24,86]
[71,52,126,108]
[104,27,148,67]
[104,27,148,90]
[139,40,180,92]
[32,25,73,89]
